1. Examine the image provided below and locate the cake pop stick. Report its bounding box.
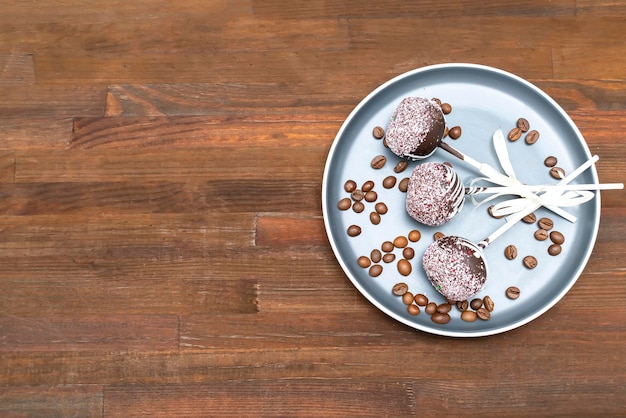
[465,183,624,195]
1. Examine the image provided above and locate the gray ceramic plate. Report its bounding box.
[322,63,600,337]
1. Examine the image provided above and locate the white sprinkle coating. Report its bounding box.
[385,97,445,160]
[405,162,465,226]
[422,236,487,301]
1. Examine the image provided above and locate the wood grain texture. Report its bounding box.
[0,0,624,416]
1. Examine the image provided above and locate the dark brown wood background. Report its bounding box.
[1,1,625,416]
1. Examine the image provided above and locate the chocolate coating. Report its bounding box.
[385,97,446,160]
[422,236,487,301]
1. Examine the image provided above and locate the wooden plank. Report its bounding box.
[0,52,35,85]
[0,85,106,117]
[255,214,328,247]
[0,385,103,417]
[0,117,73,149]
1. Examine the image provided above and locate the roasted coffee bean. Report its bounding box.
[548,244,562,256]
[344,180,357,193]
[489,205,504,219]
[372,126,385,139]
[523,255,538,269]
[433,231,445,241]
[402,291,414,305]
[444,126,449,138]
[506,286,520,299]
[369,211,381,225]
[544,156,558,167]
[436,303,452,314]
[371,155,387,169]
[476,307,491,320]
[381,241,394,252]
[392,282,408,296]
[407,304,420,316]
[538,217,554,230]
[393,236,409,248]
[352,201,365,213]
[402,247,415,260]
[361,180,375,192]
[383,175,397,189]
[370,249,382,263]
[357,256,371,268]
[369,264,383,277]
[414,293,429,306]
[470,298,483,310]
[382,138,389,148]
[431,97,442,106]
[508,127,522,141]
[382,253,396,263]
[483,296,495,312]
[441,103,452,114]
[550,167,565,179]
[364,190,378,202]
[525,129,540,145]
[517,117,530,132]
[522,213,537,224]
[431,312,451,324]
[534,229,549,241]
[351,189,364,201]
[456,300,469,311]
[461,310,478,322]
[375,202,388,215]
[550,231,565,244]
[425,302,437,315]
[394,160,409,173]
[504,244,518,260]
[397,259,412,276]
[347,225,361,237]
[448,126,462,139]
[337,197,352,210]
[408,230,421,242]
[398,177,409,192]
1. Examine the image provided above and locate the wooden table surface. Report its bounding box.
[1,1,625,416]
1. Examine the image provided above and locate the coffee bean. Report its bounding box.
[525,129,540,145]
[394,160,409,173]
[357,256,371,268]
[369,264,382,277]
[433,231,445,241]
[402,247,415,260]
[344,180,357,193]
[370,249,382,263]
[441,103,452,114]
[436,303,452,314]
[392,282,408,296]
[347,225,361,237]
[351,189,364,201]
[488,205,504,219]
[523,255,538,269]
[534,229,549,241]
[401,291,414,305]
[361,180,375,192]
[375,202,388,214]
[506,286,520,299]
[408,230,421,242]
[443,126,449,138]
[393,236,408,248]
[397,259,412,276]
[483,296,495,312]
[550,231,564,244]
[383,175,397,189]
[456,300,469,311]
[522,213,537,224]
[425,302,437,315]
[382,138,389,148]
[476,307,491,320]
[548,244,562,256]
[364,190,378,202]
[337,197,351,210]
[431,312,451,324]
[508,127,522,141]
[504,244,518,260]
[372,126,385,139]
[398,177,409,192]
[381,241,394,252]
[538,217,554,230]
[550,167,565,179]
[470,298,483,310]
[448,126,462,139]
[414,293,428,306]
[382,253,396,263]
[517,118,530,132]
[407,304,420,315]
[461,310,478,322]
[352,201,364,213]
[431,97,442,106]
[369,211,381,225]
[371,155,386,169]
[544,156,558,167]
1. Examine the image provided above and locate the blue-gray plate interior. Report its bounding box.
[322,63,600,337]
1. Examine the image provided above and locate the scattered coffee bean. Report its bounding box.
[397,259,412,276]
[394,160,409,173]
[381,241,394,252]
[375,202,388,214]
[436,303,452,314]
[371,155,387,169]
[517,117,530,132]
[456,300,469,311]
[525,129,540,145]
[488,205,504,219]
[382,138,389,148]
[382,253,396,263]
[548,244,562,256]
[523,255,538,269]
[483,295,495,312]
[431,97,442,106]
[538,217,554,230]
[476,307,491,320]
[534,229,549,241]
[544,156,558,167]
[357,256,371,268]
[372,126,385,139]
[448,126,462,139]
[402,291,414,305]
[382,176,397,189]
[392,282,408,296]
[443,126,449,138]
[393,236,408,248]
[522,213,537,224]
[504,244,518,260]
[461,310,478,322]
[550,166,565,179]
[508,127,522,141]
[425,302,437,315]
[361,180,374,192]
[431,312,451,324]
[352,201,365,213]
[407,304,420,315]
[370,249,382,263]
[344,180,357,193]
[337,197,352,210]
[550,231,564,244]
[506,286,520,299]
[351,189,364,201]
[347,225,361,237]
[433,231,445,241]
[364,190,377,202]
[470,298,483,310]
[369,211,381,225]
[414,293,428,306]
[408,230,421,242]
[369,264,382,277]
[402,247,415,260]
[441,103,452,114]
[398,177,409,192]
